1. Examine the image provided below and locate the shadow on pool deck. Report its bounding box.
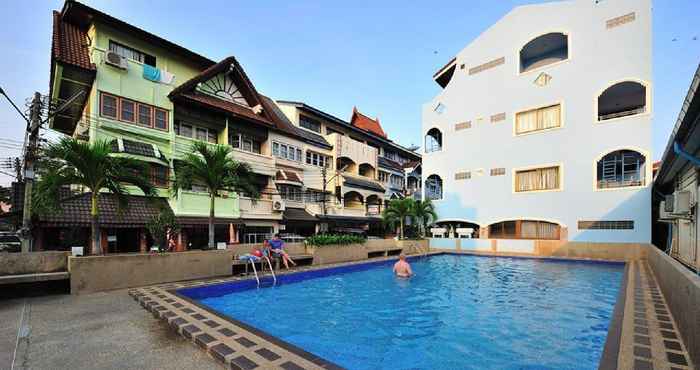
[0,290,221,370]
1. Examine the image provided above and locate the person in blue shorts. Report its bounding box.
[268,234,296,269]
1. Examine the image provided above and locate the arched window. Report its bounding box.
[358,163,375,178]
[343,191,364,209]
[489,220,560,240]
[425,174,443,200]
[598,81,647,121]
[366,194,382,216]
[425,128,442,153]
[336,157,356,173]
[520,32,569,73]
[597,150,646,189]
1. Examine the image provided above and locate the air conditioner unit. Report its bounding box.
[659,201,674,220]
[672,190,692,215]
[105,51,128,69]
[272,200,286,211]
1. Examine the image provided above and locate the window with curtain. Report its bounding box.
[490,220,559,240]
[515,166,560,192]
[515,104,561,135]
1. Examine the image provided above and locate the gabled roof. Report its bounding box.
[350,107,387,138]
[343,176,385,193]
[402,160,421,169]
[277,101,420,160]
[169,56,276,125]
[378,156,403,172]
[261,96,332,150]
[51,10,95,71]
[60,0,213,68]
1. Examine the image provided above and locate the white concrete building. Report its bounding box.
[423,0,652,247]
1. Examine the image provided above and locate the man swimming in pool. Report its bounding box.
[268,234,296,269]
[393,253,413,278]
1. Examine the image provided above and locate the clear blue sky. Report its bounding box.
[0,0,698,186]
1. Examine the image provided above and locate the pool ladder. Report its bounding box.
[248,257,277,287]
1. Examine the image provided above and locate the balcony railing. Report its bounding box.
[598,106,646,121]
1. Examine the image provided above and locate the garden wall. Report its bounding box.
[68,250,233,294]
[0,251,69,275]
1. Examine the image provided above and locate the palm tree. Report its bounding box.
[172,141,259,249]
[413,199,438,237]
[34,138,156,254]
[382,198,415,239]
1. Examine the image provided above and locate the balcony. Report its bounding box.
[239,197,282,220]
[169,190,239,219]
[231,150,276,177]
[330,134,377,172]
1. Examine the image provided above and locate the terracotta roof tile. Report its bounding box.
[378,157,403,172]
[51,11,95,71]
[179,92,275,127]
[37,193,169,228]
[276,170,302,184]
[350,107,387,138]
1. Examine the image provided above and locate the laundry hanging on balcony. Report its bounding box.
[143,64,175,85]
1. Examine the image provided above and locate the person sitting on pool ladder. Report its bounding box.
[393,253,413,278]
[268,234,296,270]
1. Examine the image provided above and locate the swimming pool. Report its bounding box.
[179,254,624,370]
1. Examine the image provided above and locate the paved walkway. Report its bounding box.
[618,261,694,370]
[0,291,220,370]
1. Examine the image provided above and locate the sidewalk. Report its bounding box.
[0,290,220,369]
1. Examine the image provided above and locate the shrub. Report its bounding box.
[305,234,366,247]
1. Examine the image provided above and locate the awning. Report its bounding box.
[317,214,382,222]
[283,208,317,222]
[343,176,385,192]
[37,193,170,228]
[276,170,302,184]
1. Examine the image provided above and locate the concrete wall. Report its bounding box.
[309,239,405,265]
[429,238,649,261]
[309,244,368,265]
[228,242,307,256]
[0,252,69,276]
[422,0,653,243]
[647,246,700,365]
[68,250,233,294]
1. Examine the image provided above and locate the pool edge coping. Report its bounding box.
[598,262,630,370]
[169,288,345,370]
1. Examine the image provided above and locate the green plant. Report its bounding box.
[412,199,438,237]
[305,234,366,246]
[33,138,156,254]
[171,141,259,249]
[382,198,416,239]
[146,209,180,252]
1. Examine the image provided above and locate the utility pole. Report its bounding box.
[321,166,327,216]
[20,92,42,252]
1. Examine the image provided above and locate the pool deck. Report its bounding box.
[616,260,694,370]
[130,252,695,370]
[0,290,220,370]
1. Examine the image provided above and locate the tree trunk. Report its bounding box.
[399,218,404,240]
[91,193,101,255]
[208,193,216,249]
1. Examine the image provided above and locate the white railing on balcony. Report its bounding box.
[598,106,646,121]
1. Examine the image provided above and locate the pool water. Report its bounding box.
[187,254,623,370]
